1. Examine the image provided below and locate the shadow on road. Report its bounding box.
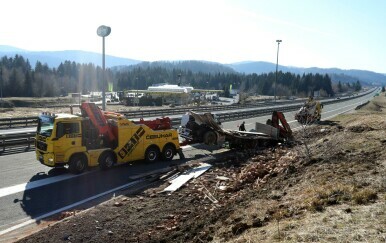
[11,148,229,226]
[13,168,69,224]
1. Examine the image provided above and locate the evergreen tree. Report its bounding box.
[354,80,362,91]
[338,81,343,92]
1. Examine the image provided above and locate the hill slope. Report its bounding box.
[1,45,385,85]
[115,60,236,74]
[16,96,385,242]
[0,46,140,68]
[230,61,386,85]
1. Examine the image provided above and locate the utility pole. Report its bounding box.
[275,39,282,103]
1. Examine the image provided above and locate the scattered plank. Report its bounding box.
[163,163,212,193]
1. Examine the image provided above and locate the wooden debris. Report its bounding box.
[163,163,212,193]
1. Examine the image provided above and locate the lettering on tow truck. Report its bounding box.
[118,126,145,159]
[146,133,172,139]
[65,134,81,138]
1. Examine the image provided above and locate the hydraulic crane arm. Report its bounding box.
[80,102,116,143]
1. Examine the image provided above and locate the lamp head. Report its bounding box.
[97,25,111,37]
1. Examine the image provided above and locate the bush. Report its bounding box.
[0,100,14,108]
[353,189,378,204]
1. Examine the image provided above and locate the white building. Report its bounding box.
[148,84,194,93]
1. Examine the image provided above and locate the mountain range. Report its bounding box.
[1,45,385,85]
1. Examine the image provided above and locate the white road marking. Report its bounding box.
[292,99,369,131]
[322,100,366,114]
[0,179,142,237]
[0,144,195,199]
[0,95,374,236]
[0,173,84,198]
[180,144,193,149]
[289,99,368,124]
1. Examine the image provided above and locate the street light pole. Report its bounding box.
[275,39,282,103]
[136,77,139,106]
[97,25,111,111]
[0,67,3,108]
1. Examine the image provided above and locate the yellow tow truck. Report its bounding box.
[35,102,183,174]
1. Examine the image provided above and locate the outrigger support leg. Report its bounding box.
[177,148,185,160]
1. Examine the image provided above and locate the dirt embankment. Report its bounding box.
[15,95,386,242]
[0,97,165,118]
[0,97,196,118]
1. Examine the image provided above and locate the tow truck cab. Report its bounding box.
[36,113,96,169]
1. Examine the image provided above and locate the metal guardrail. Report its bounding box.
[0,88,377,152]
[120,103,265,118]
[0,117,38,129]
[0,103,265,129]
[0,133,35,153]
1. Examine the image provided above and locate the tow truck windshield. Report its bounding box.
[37,115,54,137]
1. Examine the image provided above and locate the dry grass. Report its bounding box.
[216,93,386,243]
[12,94,386,243]
[229,196,385,243]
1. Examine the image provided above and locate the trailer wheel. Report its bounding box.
[162,144,175,161]
[203,130,217,145]
[145,146,159,162]
[68,154,87,174]
[99,152,115,170]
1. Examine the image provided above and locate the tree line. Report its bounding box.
[0,54,357,98]
[0,55,112,97]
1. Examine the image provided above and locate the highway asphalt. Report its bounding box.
[0,88,378,239]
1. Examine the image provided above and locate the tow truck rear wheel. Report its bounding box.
[68,154,87,174]
[145,146,159,162]
[99,152,116,170]
[162,144,175,161]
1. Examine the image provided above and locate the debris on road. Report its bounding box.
[163,163,212,193]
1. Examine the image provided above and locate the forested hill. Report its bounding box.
[229,61,386,85]
[1,46,384,85]
[1,54,360,99]
[113,60,236,74]
[0,45,140,68]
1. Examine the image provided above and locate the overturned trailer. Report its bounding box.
[179,111,293,149]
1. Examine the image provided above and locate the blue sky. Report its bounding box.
[1,0,385,73]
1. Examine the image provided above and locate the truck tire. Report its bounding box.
[162,144,175,161]
[99,152,115,170]
[68,154,87,174]
[203,130,217,145]
[145,146,159,162]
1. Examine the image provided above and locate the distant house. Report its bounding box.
[142,84,194,106]
[148,84,194,93]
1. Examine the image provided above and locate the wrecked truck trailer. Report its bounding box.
[179,111,292,149]
[221,129,278,150]
[179,112,225,146]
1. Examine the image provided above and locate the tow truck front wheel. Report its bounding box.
[68,154,87,174]
[145,147,159,162]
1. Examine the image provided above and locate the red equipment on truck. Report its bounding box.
[80,102,116,145]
